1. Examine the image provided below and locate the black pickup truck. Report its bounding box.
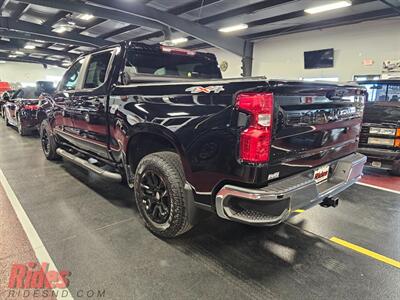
[39,41,366,238]
[357,80,400,175]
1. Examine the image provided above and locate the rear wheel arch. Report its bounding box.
[126,131,188,177]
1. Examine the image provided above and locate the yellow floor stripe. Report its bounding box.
[330,237,400,269]
[293,209,305,213]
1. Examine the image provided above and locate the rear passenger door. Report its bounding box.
[70,49,116,158]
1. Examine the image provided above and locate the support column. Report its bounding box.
[241,40,254,77]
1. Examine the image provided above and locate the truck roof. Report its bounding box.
[79,40,217,61]
[356,79,400,85]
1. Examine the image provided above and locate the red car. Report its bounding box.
[4,87,42,136]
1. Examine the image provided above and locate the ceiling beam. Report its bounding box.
[0,52,64,67]
[379,0,400,15]
[16,0,170,32]
[79,18,108,33]
[99,24,138,40]
[42,11,70,27]
[0,40,77,58]
[197,0,296,25]
[168,0,221,15]
[244,0,375,28]
[182,4,392,50]
[185,0,383,50]
[243,8,397,40]
[132,0,296,43]
[97,0,220,40]
[0,0,9,11]
[11,2,29,19]
[89,0,248,57]
[0,16,112,47]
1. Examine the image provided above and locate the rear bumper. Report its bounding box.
[358,147,400,171]
[20,113,39,128]
[215,153,366,226]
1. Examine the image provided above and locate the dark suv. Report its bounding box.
[357,80,400,175]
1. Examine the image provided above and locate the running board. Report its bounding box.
[56,148,122,182]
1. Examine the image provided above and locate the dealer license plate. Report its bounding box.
[314,165,330,183]
[371,161,382,168]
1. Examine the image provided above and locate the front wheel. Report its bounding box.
[40,120,60,160]
[134,152,193,238]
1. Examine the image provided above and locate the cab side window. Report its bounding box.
[83,51,112,89]
[60,59,84,91]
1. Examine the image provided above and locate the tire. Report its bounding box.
[389,161,400,176]
[134,151,193,238]
[40,119,60,160]
[17,114,28,136]
[5,114,10,126]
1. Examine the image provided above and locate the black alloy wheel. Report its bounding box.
[41,128,50,155]
[134,152,195,238]
[39,120,60,160]
[139,170,171,224]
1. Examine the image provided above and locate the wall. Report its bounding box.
[201,48,243,78]
[0,61,65,87]
[206,17,400,81]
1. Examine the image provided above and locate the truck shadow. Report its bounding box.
[62,161,135,208]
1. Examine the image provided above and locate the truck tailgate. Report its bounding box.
[267,81,365,180]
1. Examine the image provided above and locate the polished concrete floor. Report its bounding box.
[0,122,399,300]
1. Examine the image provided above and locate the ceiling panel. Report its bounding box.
[236,1,390,37]
[0,0,398,64]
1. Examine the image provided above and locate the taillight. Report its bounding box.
[23,105,38,111]
[236,92,274,164]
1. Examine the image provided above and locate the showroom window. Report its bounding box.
[60,59,84,91]
[387,85,400,102]
[84,51,113,89]
[122,49,221,83]
[364,84,387,102]
[363,84,400,102]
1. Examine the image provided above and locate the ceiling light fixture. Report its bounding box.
[8,54,17,58]
[305,1,352,14]
[15,51,25,55]
[53,26,68,34]
[161,37,189,46]
[24,45,36,50]
[218,23,248,33]
[78,14,94,21]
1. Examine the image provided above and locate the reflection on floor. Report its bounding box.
[360,168,400,192]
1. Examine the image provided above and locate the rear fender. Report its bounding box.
[125,123,192,179]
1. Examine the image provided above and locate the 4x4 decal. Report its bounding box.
[185,85,225,94]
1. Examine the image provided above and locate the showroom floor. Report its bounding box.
[0,123,399,300]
